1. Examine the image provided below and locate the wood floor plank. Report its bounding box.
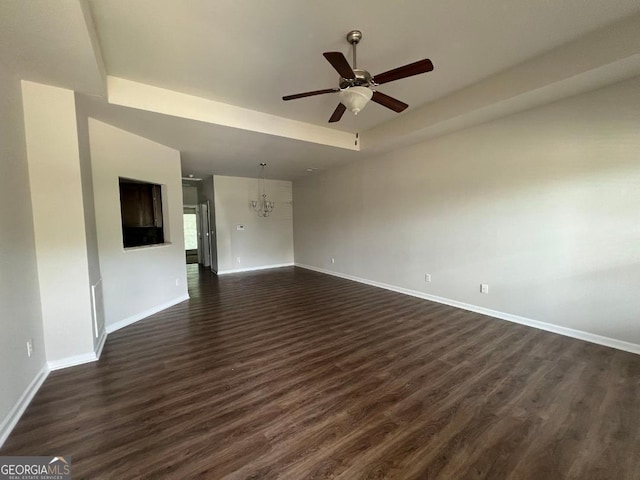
[2,265,640,479]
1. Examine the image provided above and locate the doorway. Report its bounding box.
[183,207,198,264]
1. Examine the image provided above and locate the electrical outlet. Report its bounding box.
[26,339,33,358]
[236,257,241,264]
[331,258,335,264]
[480,284,489,294]
[425,273,431,282]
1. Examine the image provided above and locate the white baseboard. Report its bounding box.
[48,351,98,371]
[95,327,107,359]
[217,263,294,275]
[0,365,49,448]
[295,263,640,356]
[105,294,190,334]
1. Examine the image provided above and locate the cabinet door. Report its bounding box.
[120,183,155,227]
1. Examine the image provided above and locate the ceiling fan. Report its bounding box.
[282,30,434,123]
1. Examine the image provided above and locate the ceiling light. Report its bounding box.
[339,86,373,115]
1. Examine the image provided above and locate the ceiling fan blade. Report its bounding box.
[328,103,347,123]
[372,91,409,112]
[282,89,339,101]
[323,52,355,79]
[372,59,434,85]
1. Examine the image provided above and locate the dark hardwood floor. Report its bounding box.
[2,265,640,479]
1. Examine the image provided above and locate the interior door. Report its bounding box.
[195,205,202,264]
[199,202,211,267]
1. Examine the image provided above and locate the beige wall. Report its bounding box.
[182,185,198,206]
[21,81,95,365]
[294,76,640,349]
[75,94,105,348]
[0,71,46,445]
[89,119,188,332]
[214,175,293,273]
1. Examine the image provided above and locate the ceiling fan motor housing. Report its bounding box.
[339,69,374,90]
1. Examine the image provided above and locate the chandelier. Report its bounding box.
[251,162,275,217]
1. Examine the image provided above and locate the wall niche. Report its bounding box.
[119,178,165,248]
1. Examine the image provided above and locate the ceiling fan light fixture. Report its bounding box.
[339,86,373,115]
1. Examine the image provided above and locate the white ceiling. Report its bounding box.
[0,0,104,96]
[3,1,640,180]
[88,0,640,131]
[76,93,360,180]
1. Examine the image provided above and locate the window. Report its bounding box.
[119,178,165,248]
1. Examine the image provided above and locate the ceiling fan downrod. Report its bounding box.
[346,30,362,69]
